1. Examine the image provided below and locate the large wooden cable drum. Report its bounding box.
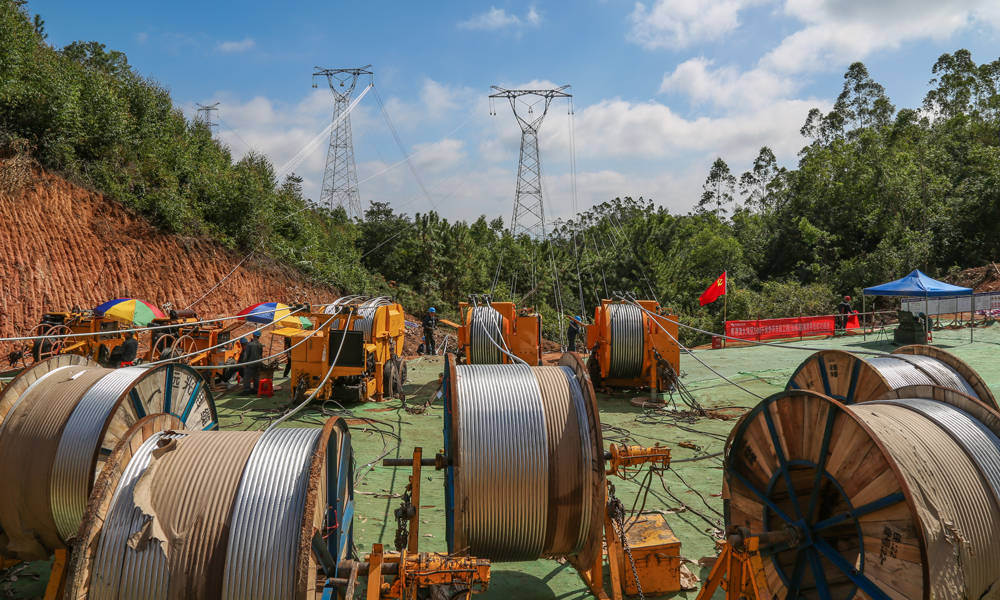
[442,353,605,567]
[467,306,506,364]
[66,417,355,600]
[786,346,996,409]
[608,303,644,379]
[726,388,1000,600]
[0,357,218,561]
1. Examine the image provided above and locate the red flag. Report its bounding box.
[700,271,727,306]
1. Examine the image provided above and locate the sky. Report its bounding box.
[29,0,1000,225]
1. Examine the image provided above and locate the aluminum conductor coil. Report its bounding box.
[868,398,1000,511]
[786,347,993,408]
[50,367,148,541]
[608,303,644,379]
[0,358,216,561]
[468,306,505,364]
[68,418,353,600]
[449,359,600,564]
[222,426,324,600]
[455,363,548,561]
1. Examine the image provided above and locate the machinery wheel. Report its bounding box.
[36,325,71,361]
[383,360,396,398]
[96,344,110,366]
[397,358,408,399]
[151,334,176,362]
[170,335,199,365]
[586,352,603,389]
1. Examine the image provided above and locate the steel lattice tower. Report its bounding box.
[313,65,372,218]
[489,85,571,239]
[195,102,219,134]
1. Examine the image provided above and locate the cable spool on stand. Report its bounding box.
[443,352,605,566]
[66,417,355,600]
[725,387,1000,600]
[786,345,996,409]
[585,299,679,392]
[0,356,218,562]
[467,305,506,364]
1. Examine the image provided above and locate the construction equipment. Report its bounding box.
[586,298,680,391]
[456,294,542,365]
[282,296,407,403]
[694,527,786,600]
[8,309,124,369]
[381,354,678,600]
[147,310,243,377]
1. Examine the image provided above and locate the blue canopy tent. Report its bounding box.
[862,269,974,341]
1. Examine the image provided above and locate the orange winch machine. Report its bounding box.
[284,296,407,403]
[145,308,242,380]
[24,309,124,365]
[586,298,680,392]
[455,294,542,365]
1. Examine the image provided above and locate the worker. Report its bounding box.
[242,330,264,394]
[567,316,582,352]
[120,331,138,366]
[837,296,853,330]
[422,308,438,356]
[282,334,293,378]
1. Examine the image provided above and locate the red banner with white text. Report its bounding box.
[725,314,860,341]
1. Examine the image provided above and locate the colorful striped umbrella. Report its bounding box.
[278,315,313,329]
[94,298,167,327]
[237,302,297,325]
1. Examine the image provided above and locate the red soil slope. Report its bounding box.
[0,164,340,344]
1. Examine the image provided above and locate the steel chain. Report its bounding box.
[393,489,411,551]
[608,484,644,600]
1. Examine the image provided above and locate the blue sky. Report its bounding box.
[29,0,1000,224]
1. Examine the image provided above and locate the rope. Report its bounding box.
[184,241,261,309]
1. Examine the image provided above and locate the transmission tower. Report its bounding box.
[489,85,571,240]
[313,65,372,218]
[195,102,219,134]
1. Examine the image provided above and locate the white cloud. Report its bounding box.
[628,0,767,49]
[216,36,255,53]
[659,57,798,109]
[458,6,543,31]
[133,32,148,44]
[765,0,1000,73]
[410,138,468,173]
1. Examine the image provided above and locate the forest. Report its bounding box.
[3,0,1000,344]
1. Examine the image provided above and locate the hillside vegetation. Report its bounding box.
[3,0,1000,344]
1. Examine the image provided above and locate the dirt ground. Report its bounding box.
[0,164,340,349]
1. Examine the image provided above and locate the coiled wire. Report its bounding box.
[86,427,324,600]
[865,355,979,399]
[222,427,324,600]
[324,296,392,342]
[847,400,1000,600]
[454,364,595,562]
[50,367,147,541]
[88,431,187,600]
[468,306,505,364]
[608,303,644,379]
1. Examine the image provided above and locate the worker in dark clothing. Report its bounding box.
[567,316,582,352]
[422,308,437,356]
[242,330,264,394]
[836,296,852,330]
[282,334,293,378]
[112,331,139,367]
